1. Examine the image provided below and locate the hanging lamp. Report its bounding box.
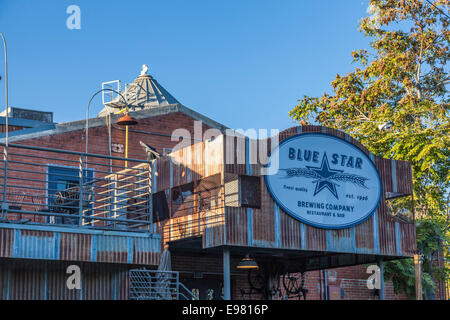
[236,254,259,269]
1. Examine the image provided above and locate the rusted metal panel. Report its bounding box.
[376,157,398,256]
[203,209,225,248]
[9,268,44,300]
[83,271,114,300]
[0,228,13,258]
[305,225,327,251]
[47,269,80,300]
[59,232,91,262]
[225,206,248,246]
[279,207,302,250]
[326,228,353,252]
[224,135,247,175]
[161,138,224,191]
[0,224,160,266]
[155,156,171,192]
[161,125,416,258]
[205,135,224,178]
[176,147,191,186]
[95,235,129,263]
[400,222,417,256]
[133,235,160,265]
[279,126,300,142]
[395,160,413,195]
[191,140,205,181]
[354,215,375,254]
[17,229,57,260]
[1,260,131,300]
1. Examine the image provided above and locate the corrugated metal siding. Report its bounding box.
[47,269,80,300]
[83,271,114,300]
[225,207,248,246]
[304,224,327,251]
[376,157,398,256]
[0,228,13,258]
[279,207,302,249]
[133,235,160,265]
[354,215,374,254]
[0,225,160,266]
[251,182,275,247]
[156,137,225,191]
[59,232,92,262]
[96,235,129,264]
[156,125,415,258]
[18,230,57,260]
[9,268,44,300]
[203,209,225,248]
[0,261,130,300]
[220,126,416,257]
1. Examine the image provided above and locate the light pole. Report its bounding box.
[85,88,128,156]
[0,32,9,220]
[0,32,8,144]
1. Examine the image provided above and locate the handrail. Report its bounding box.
[179,282,199,300]
[0,143,154,232]
[129,269,198,300]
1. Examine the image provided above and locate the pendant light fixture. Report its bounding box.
[236,254,258,269]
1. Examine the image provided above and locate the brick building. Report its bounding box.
[0,65,432,300]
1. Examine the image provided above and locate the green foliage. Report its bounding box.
[289,0,449,298]
[383,218,449,298]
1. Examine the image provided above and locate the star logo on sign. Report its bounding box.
[306,153,343,199]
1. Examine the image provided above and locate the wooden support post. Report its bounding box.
[223,246,231,300]
[414,254,423,300]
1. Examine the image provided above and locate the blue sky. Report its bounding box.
[0,0,371,131]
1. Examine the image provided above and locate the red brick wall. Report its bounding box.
[3,112,213,222]
[15,112,213,158]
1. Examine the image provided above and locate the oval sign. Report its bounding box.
[265,133,382,229]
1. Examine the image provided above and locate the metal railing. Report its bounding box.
[161,181,225,242]
[0,143,154,232]
[129,269,198,300]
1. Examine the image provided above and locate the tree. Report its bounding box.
[289,0,449,298]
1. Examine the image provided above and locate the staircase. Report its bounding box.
[129,269,198,300]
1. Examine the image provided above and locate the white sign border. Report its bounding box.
[264,132,383,229]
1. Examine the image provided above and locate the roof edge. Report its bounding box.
[0,103,230,143]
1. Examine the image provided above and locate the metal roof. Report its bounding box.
[98,64,180,117]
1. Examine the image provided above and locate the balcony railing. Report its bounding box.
[0,143,154,232]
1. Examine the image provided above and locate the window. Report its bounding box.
[47,165,94,225]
